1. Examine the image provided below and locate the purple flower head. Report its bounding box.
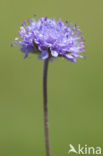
[11,16,85,62]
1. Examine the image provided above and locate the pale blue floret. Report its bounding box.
[12,16,85,62]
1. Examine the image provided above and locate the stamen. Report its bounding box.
[44,16,48,21]
[65,21,68,24]
[28,18,32,24]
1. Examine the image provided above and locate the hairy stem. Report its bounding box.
[43,59,50,156]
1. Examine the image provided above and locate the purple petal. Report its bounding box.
[65,54,76,62]
[51,50,58,57]
[38,50,49,59]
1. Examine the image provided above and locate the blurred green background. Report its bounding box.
[0,0,103,156]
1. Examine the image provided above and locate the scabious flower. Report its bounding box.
[11,16,85,62]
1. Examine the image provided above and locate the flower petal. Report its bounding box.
[38,50,49,59]
[51,50,58,57]
[65,54,76,62]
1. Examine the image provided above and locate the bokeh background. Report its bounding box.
[0,0,103,156]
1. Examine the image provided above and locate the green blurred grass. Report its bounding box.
[0,0,103,156]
